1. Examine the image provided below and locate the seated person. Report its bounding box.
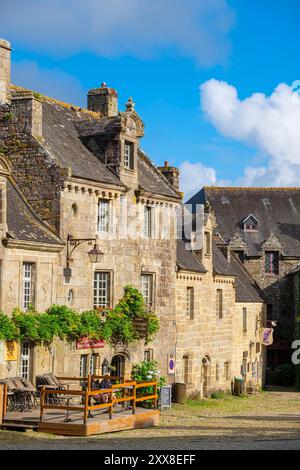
[99,374,115,404]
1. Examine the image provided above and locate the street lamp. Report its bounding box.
[88,242,104,263]
[64,234,104,279]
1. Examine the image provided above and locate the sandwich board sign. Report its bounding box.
[160,385,172,411]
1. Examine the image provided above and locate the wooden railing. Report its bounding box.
[39,377,158,425]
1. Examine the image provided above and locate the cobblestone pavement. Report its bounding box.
[0,389,299,450]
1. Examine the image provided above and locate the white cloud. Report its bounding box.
[200,79,300,186]
[179,160,229,201]
[12,61,85,106]
[1,0,235,66]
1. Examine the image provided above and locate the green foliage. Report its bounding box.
[114,285,146,317]
[104,311,135,347]
[0,285,160,347]
[131,360,166,388]
[131,360,166,408]
[0,312,18,341]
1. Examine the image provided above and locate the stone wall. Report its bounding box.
[0,101,67,230]
[175,269,236,397]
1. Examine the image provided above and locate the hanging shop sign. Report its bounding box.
[262,328,274,346]
[4,341,18,361]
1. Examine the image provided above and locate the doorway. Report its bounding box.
[111,354,126,380]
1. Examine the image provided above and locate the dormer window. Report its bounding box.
[124,141,134,170]
[242,214,259,232]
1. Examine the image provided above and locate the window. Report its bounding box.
[94,272,111,308]
[204,232,211,255]
[19,342,31,380]
[141,274,153,309]
[183,355,189,384]
[71,203,78,217]
[89,354,99,376]
[265,251,279,275]
[234,250,245,263]
[67,289,74,305]
[79,354,88,379]
[143,206,152,238]
[215,364,219,382]
[224,362,230,381]
[216,289,223,319]
[124,141,134,170]
[98,199,110,234]
[186,287,194,320]
[144,349,154,362]
[243,308,247,333]
[243,215,258,232]
[23,263,35,310]
[256,342,261,354]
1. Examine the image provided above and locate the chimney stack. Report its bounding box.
[87,82,118,117]
[158,161,180,193]
[0,39,11,104]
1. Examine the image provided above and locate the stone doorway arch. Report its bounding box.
[111,353,127,380]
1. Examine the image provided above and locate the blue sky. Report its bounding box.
[1,0,300,198]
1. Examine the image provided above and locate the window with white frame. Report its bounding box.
[94,271,111,308]
[20,342,31,380]
[141,274,153,309]
[186,286,194,320]
[23,263,35,310]
[143,206,152,238]
[124,141,134,170]
[79,354,88,378]
[98,199,110,234]
[89,354,99,376]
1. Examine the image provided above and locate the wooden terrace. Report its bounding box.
[0,376,160,437]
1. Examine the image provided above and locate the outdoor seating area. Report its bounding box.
[0,377,39,412]
[0,374,160,436]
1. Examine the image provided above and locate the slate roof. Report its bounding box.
[42,100,123,186]
[229,253,264,303]
[188,187,300,257]
[212,242,235,276]
[138,151,180,199]
[6,180,63,245]
[177,238,263,302]
[177,239,207,273]
[11,86,180,200]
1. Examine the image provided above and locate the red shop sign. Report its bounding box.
[76,337,106,350]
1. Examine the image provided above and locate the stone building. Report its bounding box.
[175,208,265,396]
[0,39,266,394]
[0,38,181,382]
[188,187,300,379]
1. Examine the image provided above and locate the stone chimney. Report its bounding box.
[158,161,180,193]
[87,82,118,117]
[11,91,43,138]
[0,39,11,104]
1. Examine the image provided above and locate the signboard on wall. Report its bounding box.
[4,341,18,361]
[76,337,105,350]
[262,328,274,346]
[160,385,172,411]
[168,354,175,375]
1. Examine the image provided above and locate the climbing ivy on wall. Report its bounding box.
[0,285,159,348]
